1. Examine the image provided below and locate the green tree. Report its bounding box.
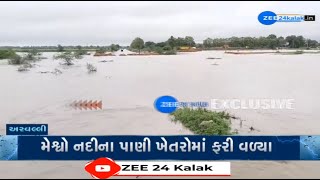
[286,35,294,48]
[286,35,299,48]
[285,35,305,48]
[257,37,269,48]
[176,37,185,47]
[268,39,278,49]
[54,52,80,65]
[306,39,318,48]
[185,36,196,47]
[57,44,64,52]
[267,34,277,39]
[243,37,255,49]
[161,45,176,55]
[203,38,213,48]
[110,44,120,52]
[199,35,317,49]
[145,41,156,48]
[163,45,172,51]
[213,38,226,47]
[156,42,166,47]
[296,36,305,48]
[130,37,144,54]
[266,34,279,49]
[278,36,286,48]
[167,36,176,48]
[144,41,156,52]
[229,37,242,47]
[154,46,164,54]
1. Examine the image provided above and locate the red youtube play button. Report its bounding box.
[85,157,121,179]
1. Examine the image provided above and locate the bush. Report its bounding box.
[8,54,25,65]
[0,50,17,60]
[162,49,177,55]
[73,51,84,59]
[86,63,97,72]
[154,47,164,54]
[170,108,232,135]
[163,45,172,51]
[17,63,34,72]
[54,52,81,65]
[24,52,42,61]
[9,50,43,65]
[17,66,30,72]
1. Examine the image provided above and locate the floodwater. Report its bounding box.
[0,51,320,178]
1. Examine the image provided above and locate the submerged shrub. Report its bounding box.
[54,52,75,65]
[87,63,97,72]
[54,51,83,65]
[8,54,25,65]
[170,108,232,135]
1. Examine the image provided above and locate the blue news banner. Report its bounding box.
[1,135,320,160]
[6,124,48,135]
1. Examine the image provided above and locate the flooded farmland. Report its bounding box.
[0,51,320,178]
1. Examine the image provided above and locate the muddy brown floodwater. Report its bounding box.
[0,51,320,178]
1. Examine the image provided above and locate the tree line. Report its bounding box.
[203,34,319,49]
[130,36,197,55]
[0,34,318,58]
[129,34,319,53]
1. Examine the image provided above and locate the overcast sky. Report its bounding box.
[0,1,319,46]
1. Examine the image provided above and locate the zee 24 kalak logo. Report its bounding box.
[85,157,121,179]
[258,11,315,25]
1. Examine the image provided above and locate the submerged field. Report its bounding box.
[0,50,320,178]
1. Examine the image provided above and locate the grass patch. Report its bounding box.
[170,108,233,135]
[0,49,16,60]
